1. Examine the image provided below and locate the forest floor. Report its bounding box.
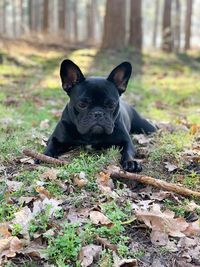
[0,40,200,267]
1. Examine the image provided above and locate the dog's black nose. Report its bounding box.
[93,111,104,118]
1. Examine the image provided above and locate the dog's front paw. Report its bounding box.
[121,160,142,173]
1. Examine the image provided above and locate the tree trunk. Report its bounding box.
[72,0,78,42]
[184,0,193,51]
[43,0,49,32]
[129,0,142,50]
[162,0,173,52]
[102,0,126,49]
[152,0,160,47]
[12,0,17,37]
[2,0,7,35]
[65,0,71,40]
[29,0,34,31]
[174,0,181,52]
[58,0,66,32]
[86,0,96,44]
[20,0,24,35]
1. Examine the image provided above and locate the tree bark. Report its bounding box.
[152,0,160,47]
[12,0,17,37]
[86,0,97,44]
[129,0,142,50]
[72,0,78,42]
[174,0,181,52]
[29,0,34,31]
[58,0,66,32]
[43,0,49,32]
[2,0,7,35]
[101,0,126,49]
[20,0,24,35]
[65,0,71,40]
[184,0,193,51]
[162,0,173,52]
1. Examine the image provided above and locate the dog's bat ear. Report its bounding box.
[60,59,85,93]
[107,62,132,95]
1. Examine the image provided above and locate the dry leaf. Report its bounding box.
[18,196,36,205]
[0,236,23,258]
[96,172,114,193]
[149,191,172,201]
[0,224,11,238]
[74,172,88,187]
[35,186,51,199]
[134,134,151,145]
[90,211,112,226]
[185,201,200,212]
[12,206,33,236]
[20,242,48,259]
[74,177,88,187]
[190,124,200,135]
[177,236,197,248]
[183,220,200,236]
[6,180,23,192]
[79,244,102,267]
[136,204,188,238]
[33,198,62,217]
[40,119,49,129]
[41,168,58,180]
[113,252,137,267]
[150,230,169,246]
[67,208,89,224]
[19,157,34,164]
[164,162,178,172]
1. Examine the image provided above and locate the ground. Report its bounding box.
[0,40,200,267]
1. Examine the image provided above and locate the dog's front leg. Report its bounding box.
[120,136,142,173]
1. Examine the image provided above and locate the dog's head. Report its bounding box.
[60,59,132,135]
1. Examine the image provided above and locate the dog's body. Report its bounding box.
[43,60,157,172]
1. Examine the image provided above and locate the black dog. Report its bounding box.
[43,60,156,172]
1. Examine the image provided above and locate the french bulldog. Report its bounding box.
[43,60,157,172]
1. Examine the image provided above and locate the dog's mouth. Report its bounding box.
[90,125,104,135]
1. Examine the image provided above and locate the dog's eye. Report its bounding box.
[78,101,88,109]
[105,102,116,109]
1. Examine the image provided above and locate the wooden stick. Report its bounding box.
[110,171,200,198]
[23,149,68,165]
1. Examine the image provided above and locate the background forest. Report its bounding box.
[0,0,199,51]
[0,1,200,267]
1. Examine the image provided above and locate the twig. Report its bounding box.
[23,149,68,165]
[110,171,200,198]
[96,235,118,252]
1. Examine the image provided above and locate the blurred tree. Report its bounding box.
[2,0,7,35]
[162,0,173,52]
[129,0,142,50]
[58,0,66,32]
[73,0,78,42]
[20,0,25,35]
[43,0,49,32]
[86,0,97,44]
[174,0,181,52]
[13,0,17,37]
[152,0,160,47]
[29,0,34,31]
[101,0,126,49]
[184,0,193,50]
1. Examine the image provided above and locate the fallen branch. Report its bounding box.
[110,171,200,199]
[23,149,68,166]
